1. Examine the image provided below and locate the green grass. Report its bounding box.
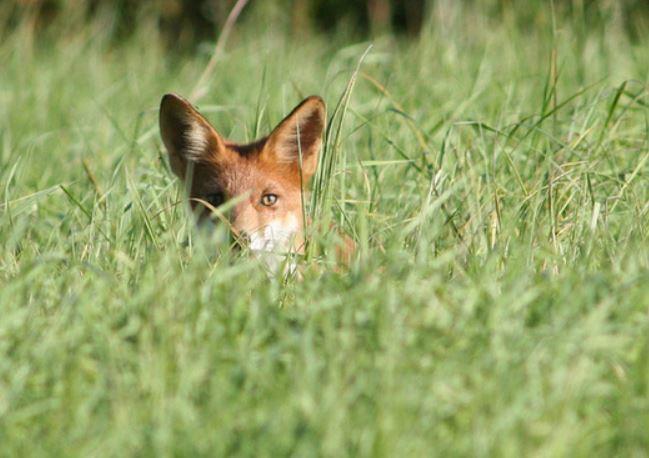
[1,3,648,456]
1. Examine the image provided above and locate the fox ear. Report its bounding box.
[264,96,326,179]
[159,93,225,178]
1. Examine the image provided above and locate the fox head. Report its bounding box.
[159,93,326,261]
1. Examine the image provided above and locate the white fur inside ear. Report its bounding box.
[276,131,300,163]
[272,110,323,167]
[183,121,210,161]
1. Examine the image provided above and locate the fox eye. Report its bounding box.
[206,192,225,208]
[260,193,278,207]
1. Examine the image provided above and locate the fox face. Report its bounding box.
[159,93,325,264]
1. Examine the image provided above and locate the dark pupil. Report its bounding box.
[206,192,224,208]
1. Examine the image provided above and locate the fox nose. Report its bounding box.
[232,231,250,249]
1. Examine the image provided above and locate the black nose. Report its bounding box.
[232,231,249,250]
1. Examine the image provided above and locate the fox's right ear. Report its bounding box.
[159,93,225,178]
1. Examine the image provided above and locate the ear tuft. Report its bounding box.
[159,93,224,178]
[265,96,326,178]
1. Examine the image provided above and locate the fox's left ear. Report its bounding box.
[264,96,326,179]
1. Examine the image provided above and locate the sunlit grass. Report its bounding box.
[0,2,648,456]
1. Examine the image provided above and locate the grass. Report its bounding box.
[1,2,648,456]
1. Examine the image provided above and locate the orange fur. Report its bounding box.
[159,93,328,263]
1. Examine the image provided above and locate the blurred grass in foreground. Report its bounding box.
[0,1,648,456]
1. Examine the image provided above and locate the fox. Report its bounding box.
[159,93,343,271]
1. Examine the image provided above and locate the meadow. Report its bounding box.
[0,2,648,456]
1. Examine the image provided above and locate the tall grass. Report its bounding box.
[0,2,648,456]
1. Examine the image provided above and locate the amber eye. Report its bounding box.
[206,192,225,208]
[260,193,278,207]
